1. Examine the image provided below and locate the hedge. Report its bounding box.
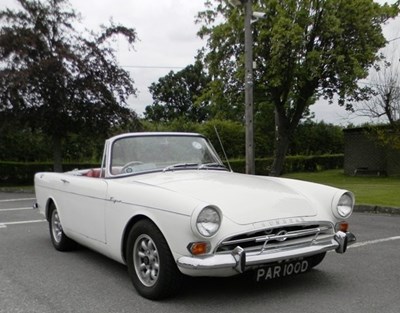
[227,154,344,175]
[0,162,99,186]
[0,154,343,186]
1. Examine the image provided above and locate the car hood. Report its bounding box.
[134,171,317,225]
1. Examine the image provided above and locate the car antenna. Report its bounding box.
[214,125,233,172]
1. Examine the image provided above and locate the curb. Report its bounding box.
[354,205,400,215]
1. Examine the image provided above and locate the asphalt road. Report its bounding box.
[1,192,400,313]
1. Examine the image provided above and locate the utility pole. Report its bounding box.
[228,0,257,174]
[244,0,255,174]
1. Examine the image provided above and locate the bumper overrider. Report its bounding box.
[177,231,356,275]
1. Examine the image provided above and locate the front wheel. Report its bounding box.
[48,203,76,251]
[126,220,183,300]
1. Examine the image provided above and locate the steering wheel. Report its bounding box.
[121,161,144,173]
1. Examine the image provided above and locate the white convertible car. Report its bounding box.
[34,132,356,299]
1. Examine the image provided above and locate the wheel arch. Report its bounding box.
[45,197,57,221]
[119,209,193,266]
[121,214,157,263]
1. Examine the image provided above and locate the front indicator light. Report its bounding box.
[187,242,210,255]
[336,221,349,232]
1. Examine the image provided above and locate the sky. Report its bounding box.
[2,0,400,125]
[69,0,207,119]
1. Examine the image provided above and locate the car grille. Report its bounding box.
[215,222,335,254]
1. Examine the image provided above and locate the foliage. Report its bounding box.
[361,123,400,152]
[142,118,344,160]
[0,0,139,171]
[371,126,400,150]
[289,120,344,155]
[142,119,245,158]
[0,154,343,186]
[0,126,52,162]
[1,116,345,168]
[144,61,211,123]
[197,0,400,176]
[199,119,245,159]
[229,154,343,175]
[142,118,201,133]
[0,120,144,163]
[0,161,99,186]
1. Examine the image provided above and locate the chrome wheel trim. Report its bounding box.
[133,234,160,287]
[51,210,63,243]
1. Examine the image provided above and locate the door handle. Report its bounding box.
[60,179,70,184]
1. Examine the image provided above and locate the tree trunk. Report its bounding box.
[269,129,291,177]
[269,87,313,176]
[269,108,292,177]
[52,135,63,172]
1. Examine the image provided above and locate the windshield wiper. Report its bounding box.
[162,163,199,172]
[198,163,227,170]
[163,162,227,172]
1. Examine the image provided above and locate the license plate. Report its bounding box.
[255,259,309,282]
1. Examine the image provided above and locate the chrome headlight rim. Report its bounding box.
[191,205,222,238]
[332,191,355,219]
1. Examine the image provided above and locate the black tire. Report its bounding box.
[308,252,326,269]
[48,203,77,251]
[126,220,183,300]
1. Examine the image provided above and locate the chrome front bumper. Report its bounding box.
[177,231,356,275]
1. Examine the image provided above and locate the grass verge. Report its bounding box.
[283,169,400,208]
[0,186,35,193]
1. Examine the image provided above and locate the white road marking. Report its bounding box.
[0,207,34,212]
[0,198,36,203]
[348,236,400,249]
[0,219,46,228]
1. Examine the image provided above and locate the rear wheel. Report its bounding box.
[126,220,183,300]
[48,203,76,251]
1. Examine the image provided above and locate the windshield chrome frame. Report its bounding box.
[104,132,226,178]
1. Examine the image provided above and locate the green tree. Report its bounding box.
[0,123,52,162]
[199,119,245,158]
[144,61,211,123]
[142,118,245,159]
[289,120,344,155]
[0,0,139,171]
[197,0,399,175]
[254,100,276,157]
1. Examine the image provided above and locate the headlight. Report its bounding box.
[196,206,221,237]
[332,192,354,218]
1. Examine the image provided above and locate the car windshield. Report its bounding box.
[110,134,226,176]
